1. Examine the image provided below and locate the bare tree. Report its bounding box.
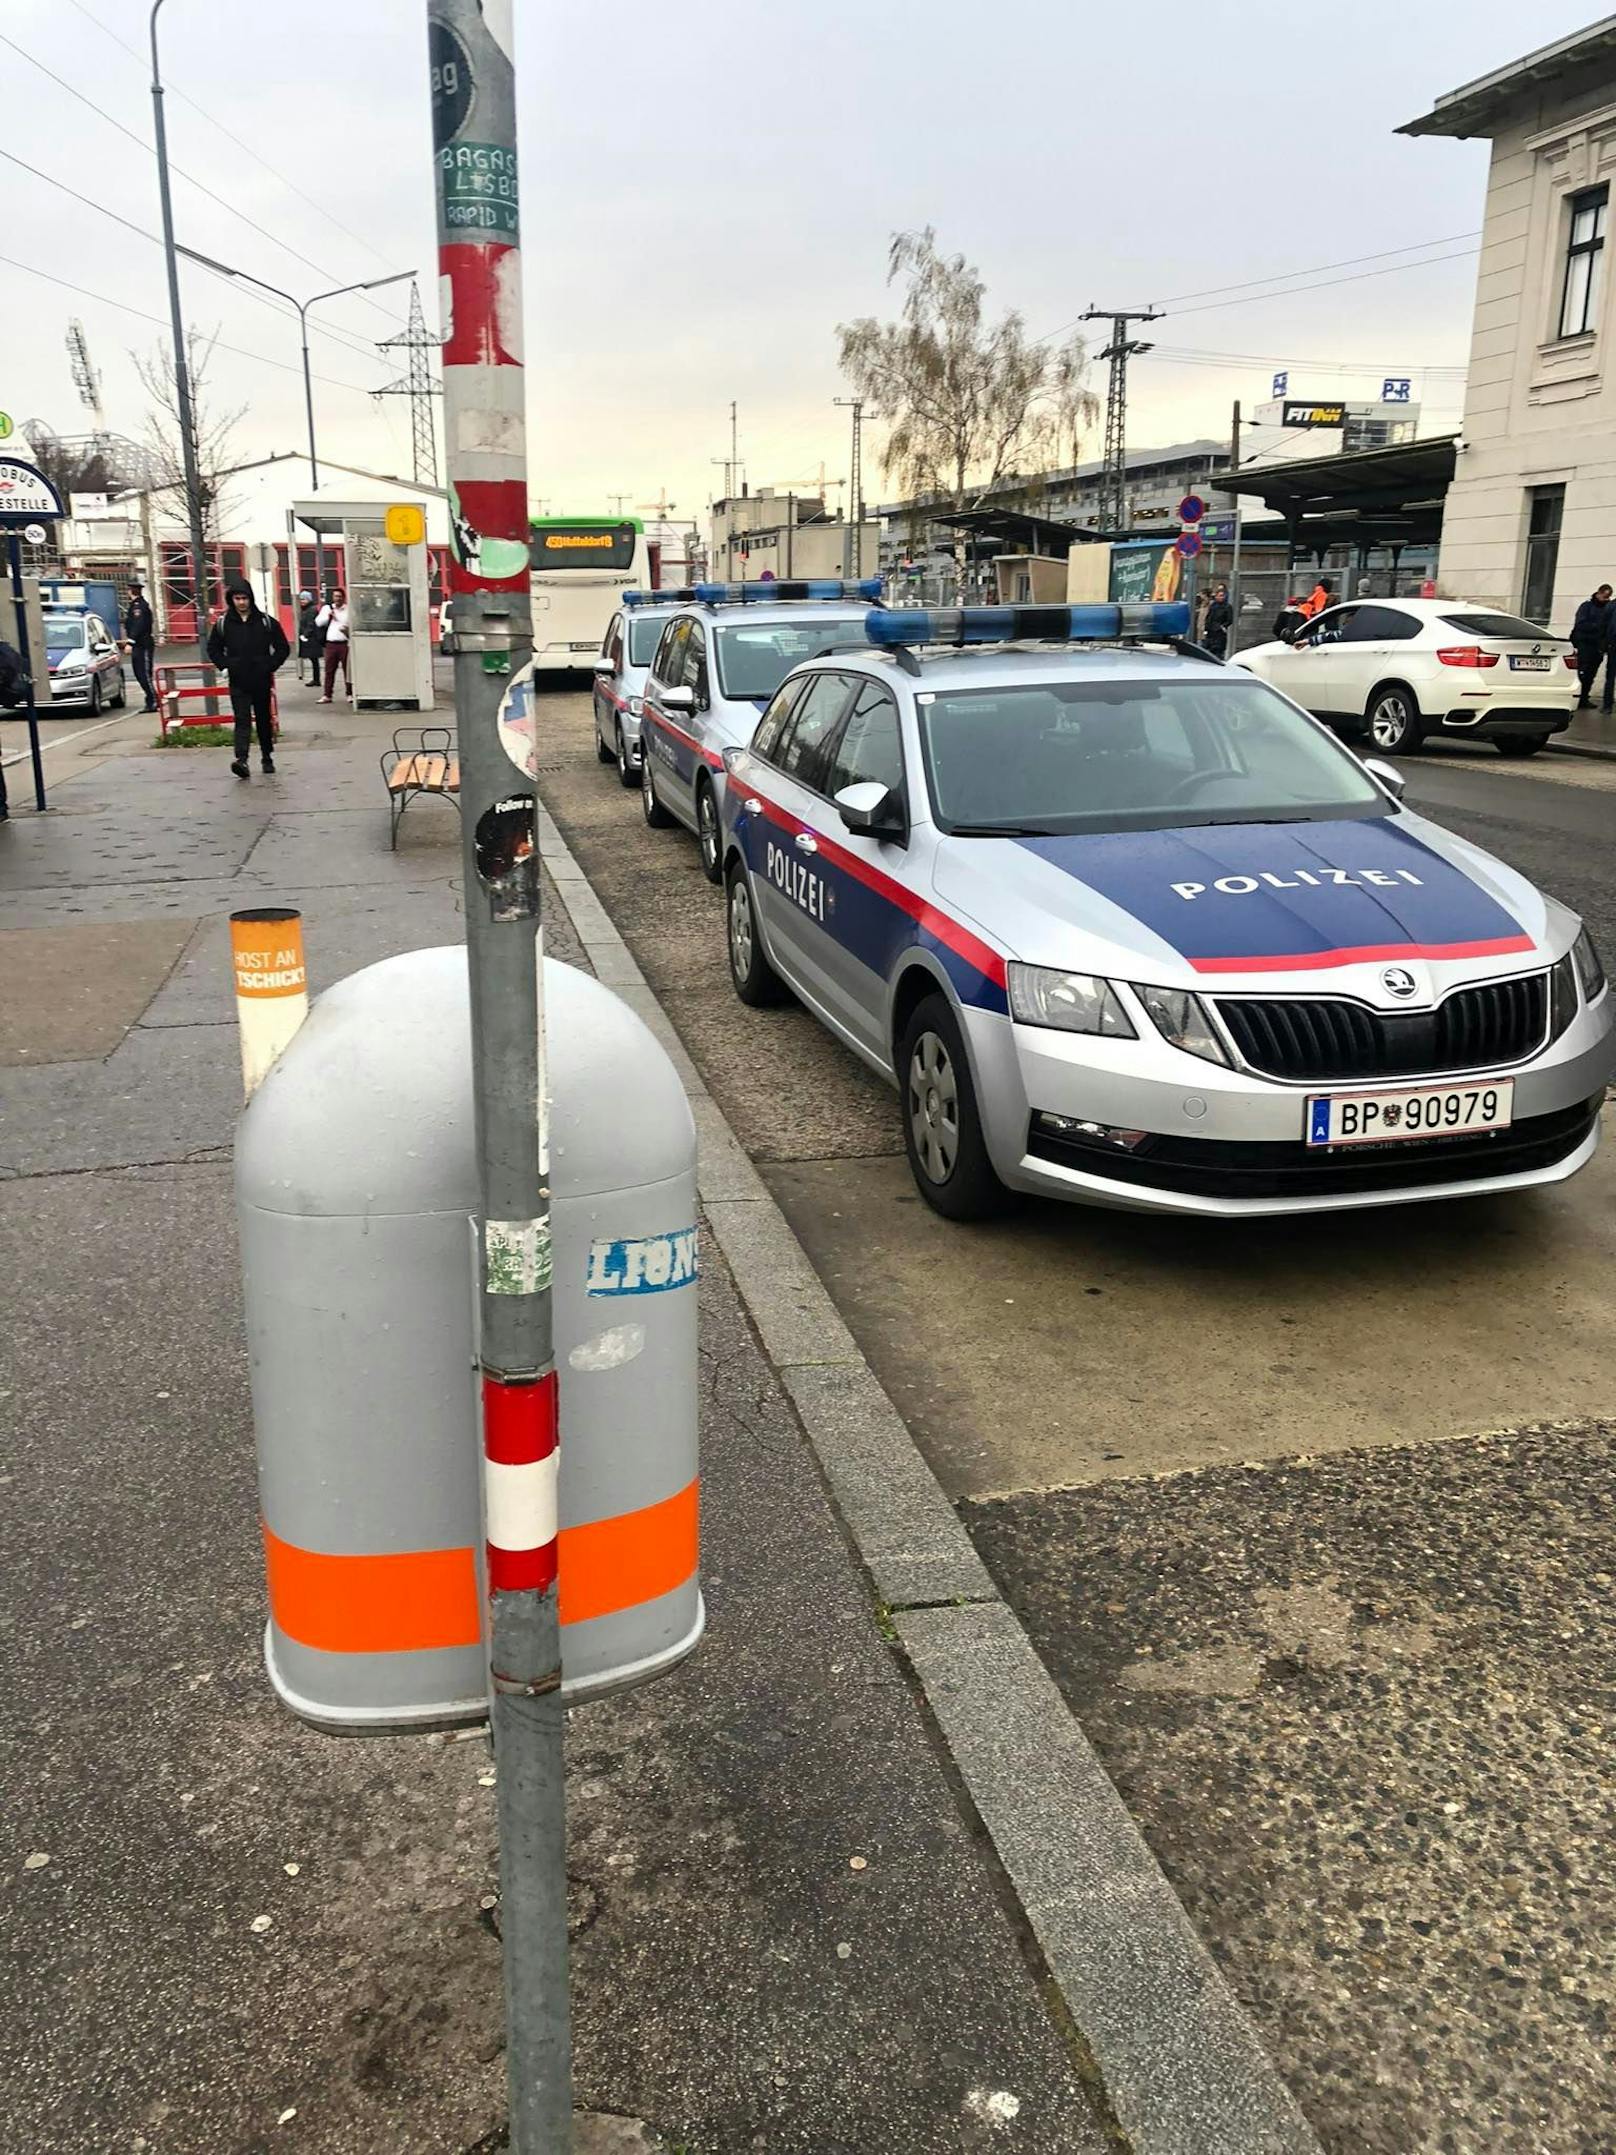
[136,329,245,578]
[838,229,1099,512]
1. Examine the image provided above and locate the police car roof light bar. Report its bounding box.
[622,586,703,608]
[864,602,1192,650]
[690,577,883,607]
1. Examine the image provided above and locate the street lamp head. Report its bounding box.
[176,242,238,278]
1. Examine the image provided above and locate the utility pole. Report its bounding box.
[834,396,864,575]
[1079,307,1162,535]
[1228,399,1245,656]
[428,3,566,2148]
[730,400,739,498]
[149,0,212,664]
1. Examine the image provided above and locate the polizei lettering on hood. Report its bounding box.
[1171,867,1427,900]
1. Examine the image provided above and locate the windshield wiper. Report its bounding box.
[950,822,1056,837]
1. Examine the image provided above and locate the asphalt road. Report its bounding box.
[534,687,1616,2150]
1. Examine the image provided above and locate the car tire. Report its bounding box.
[696,775,722,884]
[898,992,1010,1222]
[113,669,128,709]
[595,706,614,762]
[88,676,103,716]
[1494,734,1551,758]
[615,722,638,788]
[641,740,674,827]
[1366,683,1423,754]
[725,859,786,1006]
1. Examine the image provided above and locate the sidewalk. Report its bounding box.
[0,677,1116,2151]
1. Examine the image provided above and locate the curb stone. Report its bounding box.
[535,807,1323,2155]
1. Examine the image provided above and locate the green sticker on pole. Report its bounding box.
[439,140,519,237]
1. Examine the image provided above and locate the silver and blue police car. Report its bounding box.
[638,579,882,882]
[717,601,1615,1220]
[592,595,688,787]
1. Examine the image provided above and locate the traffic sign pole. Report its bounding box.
[6,530,48,812]
[427,3,569,2147]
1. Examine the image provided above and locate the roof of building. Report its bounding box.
[922,506,1104,554]
[1216,436,1458,554]
[874,441,1231,520]
[1399,15,1616,137]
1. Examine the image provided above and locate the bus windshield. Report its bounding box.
[530,523,638,573]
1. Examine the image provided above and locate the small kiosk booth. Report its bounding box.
[290,498,435,711]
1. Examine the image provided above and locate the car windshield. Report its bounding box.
[628,615,665,665]
[714,617,864,701]
[918,675,1388,835]
[44,618,85,651]
[1439,611,1553,641]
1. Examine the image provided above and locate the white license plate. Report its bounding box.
[1508,655,1551,671]
[1306,1080,1514,1148]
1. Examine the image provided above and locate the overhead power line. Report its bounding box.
[0,27,407,330]
[62,0,400,279]
[0,250,380,398]
[1168,247,1481,319]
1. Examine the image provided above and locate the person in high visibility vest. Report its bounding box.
[1300,576,1335,619]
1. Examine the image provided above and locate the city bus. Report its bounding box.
[530,515,654,673]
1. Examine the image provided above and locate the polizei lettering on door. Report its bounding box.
[766,838,830,922]
[1171,868,1427,900]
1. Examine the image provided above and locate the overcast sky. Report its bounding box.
[2,0,1600,517]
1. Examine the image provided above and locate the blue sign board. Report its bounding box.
[1382,377,1411,403]
[1271,370,1288,397]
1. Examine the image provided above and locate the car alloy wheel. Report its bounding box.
[697,779,721,883]
[641,744,672,827]
[728,875,754,982]
[1369,688,1418,753]
[88,676,102,715]
[907,1029,960,1184]
[616,722,636,788]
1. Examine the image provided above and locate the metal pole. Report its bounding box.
[428,4,566,2149]
[1228,399,1245,656]
[149,0,213,669]
[299,305,327,599]
[7,532,47,811]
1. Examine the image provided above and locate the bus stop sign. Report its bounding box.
[0,458,66,525]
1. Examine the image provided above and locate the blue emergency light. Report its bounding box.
[864,601,1192,648]
[690,577,883,606]
[622,586,703,608]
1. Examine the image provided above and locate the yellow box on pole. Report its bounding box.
[384,502,426,547]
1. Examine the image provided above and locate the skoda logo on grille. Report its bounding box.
[1381,966,1418,998]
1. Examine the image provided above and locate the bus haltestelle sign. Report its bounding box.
[0,458,67,524]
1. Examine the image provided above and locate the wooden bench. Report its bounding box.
[381,726,460,849]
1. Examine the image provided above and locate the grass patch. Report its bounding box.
[153,726,234,747]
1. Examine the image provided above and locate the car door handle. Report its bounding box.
[794,832,819,854]
[743,797,763,816]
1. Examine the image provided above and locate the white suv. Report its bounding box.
[1235,598,1577,756]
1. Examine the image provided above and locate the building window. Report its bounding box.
[1559,186,1607,338]
[1521,484,1565,624]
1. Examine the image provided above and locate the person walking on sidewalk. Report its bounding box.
[1202,582,1233,658]
[1570,583,1613,709]
[121,580,158,713]
[206,581,288,779]
[317,587,350,703]
[296,589,324,688]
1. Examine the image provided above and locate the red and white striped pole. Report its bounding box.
[428,3,569,2145]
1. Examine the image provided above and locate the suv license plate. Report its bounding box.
[1306,1081,1514,1147]
[1509,655,1551,671]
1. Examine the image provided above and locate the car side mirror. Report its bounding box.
[661,684,696,713]
[835,780,906,842]
[1363,756,1407,800]
[591,656,615,677]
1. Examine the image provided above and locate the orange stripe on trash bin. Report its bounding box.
[262,1478,699,1655]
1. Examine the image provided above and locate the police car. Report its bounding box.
[718,601,1615,1220]
[591,595,687,787]
[638,579,882,881]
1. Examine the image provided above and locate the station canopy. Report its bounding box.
[925,505,1104,557]
[1215,436,1458,559]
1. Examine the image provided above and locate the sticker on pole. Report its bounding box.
[474,792,538,921]
[586,1229,699,1298]
[496,659,537,777]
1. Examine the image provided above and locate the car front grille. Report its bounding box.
[1214,974,1549,1082]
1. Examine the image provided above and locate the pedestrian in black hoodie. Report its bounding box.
[206,581,289,778]
[1570,583,1614,709]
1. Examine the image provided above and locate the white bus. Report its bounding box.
[530,515,653,673]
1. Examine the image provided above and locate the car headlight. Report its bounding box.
[1007,963,1135,1038]
[1573,927,1606,1003]
[1131,983,1231,1066]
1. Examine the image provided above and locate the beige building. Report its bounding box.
[1403,18,1616,628]
[709,488,881,584]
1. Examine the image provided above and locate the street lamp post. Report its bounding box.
[176,246,415,602]
[149,0,213,664]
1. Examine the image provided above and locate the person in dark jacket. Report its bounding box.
[295,589,323,686]
[1272,596,1308,643]
[121,580,158,712]
[206,581,289,778]
[1570,584,1613,708]
[1202,582,1233,658]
